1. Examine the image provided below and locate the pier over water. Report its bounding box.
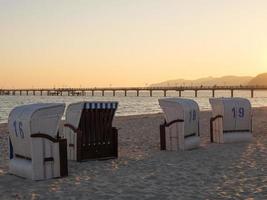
[0,86,267,98]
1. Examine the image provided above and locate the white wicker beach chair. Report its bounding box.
[8,103,68,180]
[209,98,253,143]
[159,98,200,151]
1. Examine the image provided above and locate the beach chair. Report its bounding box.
[8,103,68,180]
[159,98,200,151]
[64,101,118,161]
[210,98,253,143]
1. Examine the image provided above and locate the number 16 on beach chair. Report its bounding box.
[159,98,201,151]
[63,101,119,161]
[209,98,253,143]
[8,103,68,180]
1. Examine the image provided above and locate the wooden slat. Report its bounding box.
[76,102,118,161]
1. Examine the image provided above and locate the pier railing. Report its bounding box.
[0,86,267,98]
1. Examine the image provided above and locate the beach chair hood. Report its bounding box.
[159,98,200,137]
[65,101,119,127]
[8,103,65,158]
[65,102,85,128]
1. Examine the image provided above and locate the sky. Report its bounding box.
[0,0,267,88]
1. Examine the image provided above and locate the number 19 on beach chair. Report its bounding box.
[64,101,119,161]
[8,103,68,180]
[209,98,253,143]
[159,98,201,151]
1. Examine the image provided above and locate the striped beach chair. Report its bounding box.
[8,103,68,180]
[64,101,119,161]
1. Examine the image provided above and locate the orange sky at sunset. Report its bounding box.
[0,0,266,88]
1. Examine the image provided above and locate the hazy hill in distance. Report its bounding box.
[150,76,253,87]
[248,73,267,86]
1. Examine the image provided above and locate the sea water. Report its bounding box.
[0,90,266,123]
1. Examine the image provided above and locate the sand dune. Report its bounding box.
[1,108,267,199]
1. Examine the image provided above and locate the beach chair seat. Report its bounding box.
[159,98,200,151]
[8,103,68,180]
[64,101,118,161]
[210,98,253,143]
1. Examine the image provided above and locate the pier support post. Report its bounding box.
[113,90,116,96]
[179,91,182,97]
[40,91,43,96]
[137,90,139,97]
[33,91,35,96]
[251,90,254,98]
[26,91,29,96]
[212,90,215,98]
[195,90,198,98]
[150,90,153,97]
[92,91,94,96]
[102,90,104,96]
[164,90,167,97]
[124,90,127,97]
[20,91,22,95]
[231,90,234,98]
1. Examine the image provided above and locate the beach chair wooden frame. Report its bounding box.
[210,115,253,142]
[9,135,68,180]
[160,119,185,150]
[64,102,118,161]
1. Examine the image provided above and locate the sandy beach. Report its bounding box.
[1,107,267,199]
